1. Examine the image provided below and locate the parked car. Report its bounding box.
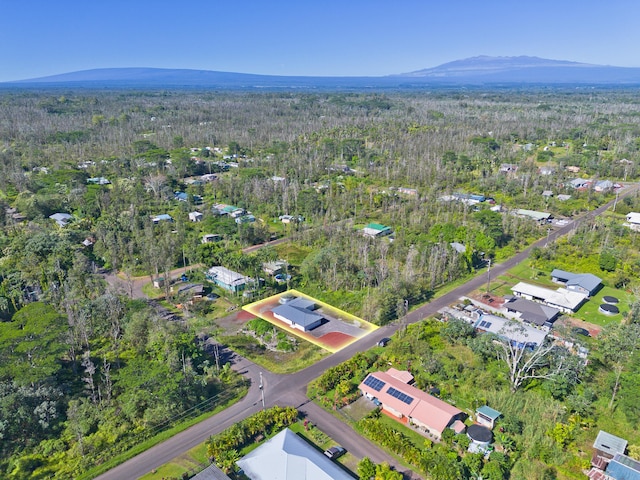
[324,446,346,460]
[377,337,391,347]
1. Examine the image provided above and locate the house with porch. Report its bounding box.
[359,368,466,439]
[474,314,547,348]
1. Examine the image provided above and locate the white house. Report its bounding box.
[626,212,640,231]
[511,282,587,313]
[189,211,203,222]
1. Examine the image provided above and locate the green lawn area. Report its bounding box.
[490,260,631,328]
[274,242,312,266]
[222,333,328,374]
[569,286,633,326]
[138,443,209,480]
[141,282,164,299]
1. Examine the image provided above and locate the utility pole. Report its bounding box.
[259,371,265,409]
[486,258,492,294]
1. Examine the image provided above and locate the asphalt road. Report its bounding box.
[96,185,637,480]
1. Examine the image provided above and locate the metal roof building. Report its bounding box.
[237,428,353,480]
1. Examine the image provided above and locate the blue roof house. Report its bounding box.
[551,269,602,297]
[272,297,323,332]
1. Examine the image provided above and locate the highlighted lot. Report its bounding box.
[243,290,378,353]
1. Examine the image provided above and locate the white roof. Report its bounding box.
[627,212,640,224]
[511,282,586,311]
[207,266,248,287]
[237,428,352,480]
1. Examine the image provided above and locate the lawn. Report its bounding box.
[569,286,632,327]
[138,443,209,480]
[222,333,328,374]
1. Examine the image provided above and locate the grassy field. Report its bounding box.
[488,259,631,328]
[222,333,328,374]
[138,443,209,480]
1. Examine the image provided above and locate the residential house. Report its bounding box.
[550,269,602,296]
[87,177,110,185]
[202,234,222,244]
[172,283,205,302]
[189,211,203,222]
[359,369,466,439]
[503,297,560,328]
[594,180,614,192]
[450,242,466,254]
[362,223,393,238]
[500,163,518,174]
[511,282,587,314]
[474,314,547,348]
[605,454,640,480]
[279,214,304,224]
[272,297,323,332]
[626,212,640,231]
[515,209,552,223]
[397,187,418,196]
[263,260,287,276]
[557,194,572,201]
[476,406,502,429]
[235,214,256,224]
[174,191,189,202]
[566,166,581,173]
[191,463,231,480]
[49,213,72,227]
[542,190,554,198]
[588,431,636,480]
[236,428,353,480]
[151,214,173,224]
[206,266,250,293]
[569,178,591,189]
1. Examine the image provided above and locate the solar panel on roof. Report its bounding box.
[479,320,492,329]
[363,375,386,392]
[387,387,414,404]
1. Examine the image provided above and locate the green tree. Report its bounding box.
[357,457,376,480]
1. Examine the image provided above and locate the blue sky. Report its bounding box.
[1,0,639,81]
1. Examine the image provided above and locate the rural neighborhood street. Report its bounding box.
[96,184,638,480]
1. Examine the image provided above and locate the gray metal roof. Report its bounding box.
[504,298,560,326]
[551,269,602,294]
[272,304,323,328]
[192,463,232,480]
[593,430,627,457]
[237,428,353,480]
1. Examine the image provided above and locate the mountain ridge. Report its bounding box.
[5,56,640,87]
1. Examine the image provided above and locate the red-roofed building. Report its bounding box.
[359,369,466,439]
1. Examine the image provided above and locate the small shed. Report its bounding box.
[476,406,502,429]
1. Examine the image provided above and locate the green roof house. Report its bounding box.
[362,223,393,238]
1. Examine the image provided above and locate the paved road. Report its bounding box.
[96,185,638,479]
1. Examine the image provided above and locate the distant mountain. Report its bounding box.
[398,55,640,83]
[5,57,640,88]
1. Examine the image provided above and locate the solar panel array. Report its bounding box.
[387,387,414,405]
[479,320,492,329]
[363,375,386,392]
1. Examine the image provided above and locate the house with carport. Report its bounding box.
[271,296,323,332]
